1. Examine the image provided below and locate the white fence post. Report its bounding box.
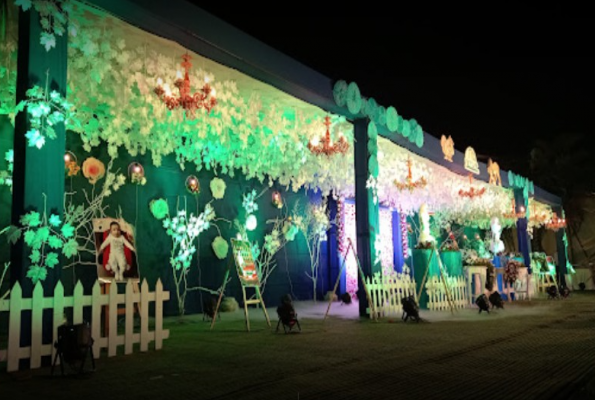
[0,279,170,373]
[140,280,149,352]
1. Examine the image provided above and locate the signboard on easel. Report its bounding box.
[231,239,260,286]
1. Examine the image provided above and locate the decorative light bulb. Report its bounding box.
[64,154,71,162]
[133,165,141,173]
[519,206,525,213]
[204,76,210,84]
[310,137,320,147]
[210,88,216,97]
[176,70,183,79]
[157,77,163,86]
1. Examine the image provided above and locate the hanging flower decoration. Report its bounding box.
[64,151,80,177]
[271,191,283,209]
[242,190,259,214]
[366,175,379,205]
[185,175,200,195]
[394,158,427,192]
[210,177,226,199]
[400,213,409,260]
[82,157,106,185]
[128,162,146,185]
[211,236,229,260]
[150,198,169,220]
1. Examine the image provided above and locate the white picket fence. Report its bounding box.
[426,276,469,311]
[0,279,169,372]
[365,273,417,318]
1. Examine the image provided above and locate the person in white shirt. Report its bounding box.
[98,221,136,281]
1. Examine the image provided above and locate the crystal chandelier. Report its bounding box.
[394,158,427,192]
[308,116,349,156]
[458,173,486,199]
[154,53,217,119]
[545,212,566,231]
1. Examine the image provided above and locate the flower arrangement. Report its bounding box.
[82,157,106,185]
[441,242,460,252]
[415,241,434,250]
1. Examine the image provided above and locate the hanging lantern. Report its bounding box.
[271,191,283,209]
[128,162,146,185]
[64,151,80,177]
[185,175,200,194]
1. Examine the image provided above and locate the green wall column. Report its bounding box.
[354,119,381,317]
[10,8,68,291]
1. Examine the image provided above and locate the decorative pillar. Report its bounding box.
[326,194,340,295]
[11,8,68,290]
[553,206,569,287]
[354,119,380,317]
[392,210,404,273]
[514,188,531,270]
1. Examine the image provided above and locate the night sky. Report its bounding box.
[192,4,594,178]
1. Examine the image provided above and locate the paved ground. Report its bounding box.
[1,293,594,399]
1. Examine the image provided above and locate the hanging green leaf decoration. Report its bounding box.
[386,107,399,132]
[333,80,348,107]
[401,120,411,138]
[346,82,362,114]
[377,106,387,127]
[368,121,378,141]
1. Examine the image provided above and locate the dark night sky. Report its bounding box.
[191,4,594,176]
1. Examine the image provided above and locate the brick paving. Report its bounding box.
[1,293,594,399]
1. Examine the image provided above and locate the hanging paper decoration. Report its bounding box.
[209,177,226,199]
[64,151,80,177]
[128,162,146,185]
[185,175,200,194]
[82,157,105,185]
[464,147,480,174]
[211,236,229,259]
[271,191,283,209]
[440,135,455,162]
[150,198,169,220]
